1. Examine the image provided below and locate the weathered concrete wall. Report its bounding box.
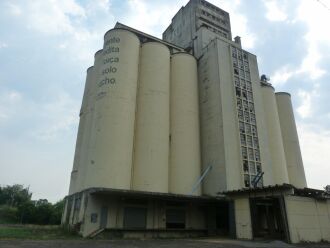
[72,194,209,237]
[81,195,103,237]
[285,195,330,243]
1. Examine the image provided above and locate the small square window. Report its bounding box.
[252,125,257,136]
[240,134,246,145]
[244,174,250,187]
[236,87,241,97]
[234,77,240,87]
[246,81,252,91]
[243,160,249,172]
[243,53,248,60]
[256,163,262,173]
[237,99,242,109]
[91,213,98,223]
[248,102,254,113]
[239,121,245,133]
[253,137,259,148]
[250,114,256,124]
[246,72,251,80]
[242,91,247,99]
[241,80,246,89]
[247,135,253,147]
[244,112,250,123]
[249,161,256,174]
[247,92,253,101]
[242,147,248,160]
[238,110,243,121]
[248,148,254,160]
[255,150,260,161]
[243,100,248,111]
[245,124,252,135]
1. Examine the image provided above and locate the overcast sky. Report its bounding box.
[0,0,329,202]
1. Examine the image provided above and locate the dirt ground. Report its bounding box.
[0,239,329,248]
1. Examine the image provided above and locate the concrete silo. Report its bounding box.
[69,66,94,194]
[261,84,289,184]
[170,53,201,195]
[84,29,140,190]
[80,50,102,191]
[132,42,170,193]
[276,92,307,188]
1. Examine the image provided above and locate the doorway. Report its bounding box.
[250,197,289,241]
[100,206,108,229]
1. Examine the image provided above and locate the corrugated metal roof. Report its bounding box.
[88,187,226,202]
[221,184,330,199]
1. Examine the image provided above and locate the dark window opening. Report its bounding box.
[236,87,241,97]
[123,207,147,229]
[257,163,262,173]
[91,213,98,223]
[244,174,250,187]
[166,208,185,229]
[243,160,249,172]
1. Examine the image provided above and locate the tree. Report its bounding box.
[17,201,36,224]
[34,199,53,224]
[0,184,32,207]
[0,184,64,225]
[50,199,65,225]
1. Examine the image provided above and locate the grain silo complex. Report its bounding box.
[62,0,330,243]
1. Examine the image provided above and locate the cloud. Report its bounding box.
[26,0,85,35]
[294,0,329,79]
[0,42,8,48]
[119,0,186,38]
[264,0,288,22]
[0,90,78,202]
[6,2,22,16]
[270,65,296,86]
[0,90,22,122]
[298,123,330,189]
[296,83,321,119]
[32,92,79,141]
[2,0,115,63]
[119,0,256,49]
[212,0,256,49]
[299,42,326,80]
[267,0,329,88]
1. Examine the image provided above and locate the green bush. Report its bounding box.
[0,185,64,225]
[0,205,19,224]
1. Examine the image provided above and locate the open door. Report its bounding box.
[250,197,289,241]
[100,206,108,229]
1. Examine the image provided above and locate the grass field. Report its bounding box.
[0,225,80,240]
